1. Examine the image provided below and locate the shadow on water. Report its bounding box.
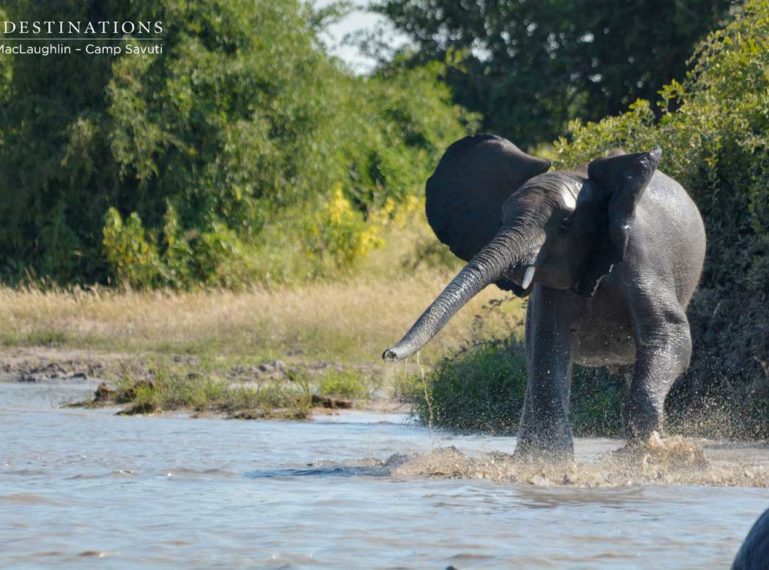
[245,464,388,479]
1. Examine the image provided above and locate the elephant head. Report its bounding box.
[383,134,661,361]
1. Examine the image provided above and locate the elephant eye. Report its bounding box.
[559,217,572,232]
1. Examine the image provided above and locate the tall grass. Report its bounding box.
[0,273,524,367]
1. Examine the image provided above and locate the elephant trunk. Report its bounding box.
[383,228,527,361]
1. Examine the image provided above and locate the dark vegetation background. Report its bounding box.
[1,0,768,436]
[375,0,732,147]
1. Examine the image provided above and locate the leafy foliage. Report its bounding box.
[416,339,527,433]
[0,0,472,287]
[303,184,386,273]
[102,209,163,288]
[375,0,732,147]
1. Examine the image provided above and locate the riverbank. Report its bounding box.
[0,346,411,418]
[0,277,524,419]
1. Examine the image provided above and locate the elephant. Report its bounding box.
[383,134,706,460]
[733,507,769,570]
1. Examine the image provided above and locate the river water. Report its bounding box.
[1,380,768,568]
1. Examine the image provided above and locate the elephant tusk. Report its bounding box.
[522,265,536,289]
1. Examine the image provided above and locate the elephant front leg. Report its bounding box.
[515,291,574,461]
[625,315,692,444]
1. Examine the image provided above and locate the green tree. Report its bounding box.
[375,0,733,147]
[0,0,472,286]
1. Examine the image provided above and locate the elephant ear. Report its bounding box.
[426,134,551,263]
[575,147,661,296]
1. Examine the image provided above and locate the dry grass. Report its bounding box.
[0,271,525,367]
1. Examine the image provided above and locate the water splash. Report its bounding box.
[416,351,435,440]
[374,437,769,488]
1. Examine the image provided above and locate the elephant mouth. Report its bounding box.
[520,261,581,291]
[506,262,538,290]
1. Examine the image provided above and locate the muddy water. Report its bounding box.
[2,381,769,568]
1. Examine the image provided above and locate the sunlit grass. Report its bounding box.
[0,272,523,366]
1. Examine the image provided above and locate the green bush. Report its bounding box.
[416,339,527,433]
[102,208,163,288]
[416,337,625,436]
[569,367,625,437]
[302,184,385,275]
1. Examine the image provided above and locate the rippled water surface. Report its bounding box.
[2,380,769,568]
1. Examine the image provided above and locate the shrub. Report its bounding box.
[416,337,626,436]
[102,208,163,289]
[416,339,527,433]
[303,184,385,274]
